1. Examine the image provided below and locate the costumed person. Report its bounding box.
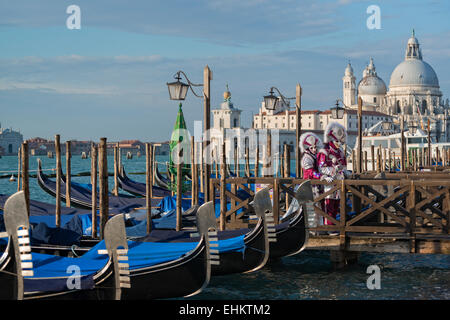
[299,132,323,229]
[317,122,349,233]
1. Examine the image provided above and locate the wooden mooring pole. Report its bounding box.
[17,146,21,192]
[176,157,183,232]
[146,142,153,234]
[55,134,61,228]
[66,140,71,207]
[220,140,227,231]
[98,138,108,239]
[91,143,98,238]
[21,141,29,216]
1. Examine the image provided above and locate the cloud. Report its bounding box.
[0,0,350,45]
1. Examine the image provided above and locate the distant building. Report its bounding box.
[252,101,393,148]
[0,126,23,155]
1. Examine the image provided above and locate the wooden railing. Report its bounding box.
[210,177,450,246]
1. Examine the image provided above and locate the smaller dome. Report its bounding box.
[358,75,387,95]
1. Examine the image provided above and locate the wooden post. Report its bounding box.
[21,142,29,216]
[436,147,440,167]
[339,180,347,249]
[203,65,212,202]
[409,180,416,253]
[190,137,196,207]
[273,178,280,224]
[55,134,61,228]
[220,141,227,231]
[284,143,290,211]
[264,130,272,177]
[152,144,157,186]
[117,142,122,176]
[377,145,382,173]
[357,97,363,173]
[255,145,260,177]
[176,153,183,232]
[199,143,204,194]
[427,119,431,166]
[352,150,356,172]
[17,147,21,192]
[146,143,153,234]
[65,140,71,207]
[245,142,250,177]
[371,145,375,172]
[91,144,98,238]
[113,146,119,196]
[364,150,368,172]
[296,83,302,178]
[389,149,392,171]
[400,117,405,171]
[98,138,108,240]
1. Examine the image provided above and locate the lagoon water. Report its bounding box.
[0,155,449,300]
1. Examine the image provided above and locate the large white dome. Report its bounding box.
[389,59,439,88]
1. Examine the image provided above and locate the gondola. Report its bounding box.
[36,159,154,212]
[0,191,124,300]
[155,165,172,189]
[268,180,312,259]
[117,165,170,198]
[132,187,274,276]
[0,192,216,300]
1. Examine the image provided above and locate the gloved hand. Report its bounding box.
[321,175,334,183]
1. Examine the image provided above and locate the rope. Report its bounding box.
[70,245,80,257]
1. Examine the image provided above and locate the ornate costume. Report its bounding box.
[317,122,348,226]
[300,132,323,228]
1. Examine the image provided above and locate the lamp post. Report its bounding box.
[408,120,417,135]
[329,98,361,173]
[263,84,302,177]
[167,66,213,201]
[330,99,346,120]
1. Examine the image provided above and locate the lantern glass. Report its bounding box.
[331,105,344,119]
[167,80,189,100]
[382,121,391,131]
[264,93,278,110]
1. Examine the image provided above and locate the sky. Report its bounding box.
[0,0,449,142]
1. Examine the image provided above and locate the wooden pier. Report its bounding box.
[208,174,450,267]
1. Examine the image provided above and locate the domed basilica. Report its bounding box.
[342,30,449,142]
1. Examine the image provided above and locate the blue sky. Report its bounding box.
[0,0,449,142]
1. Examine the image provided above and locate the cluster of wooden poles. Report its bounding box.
[351,145,450,173]
[14,130,450,239]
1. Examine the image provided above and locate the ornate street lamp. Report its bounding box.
[408,120,417,135]
[262,85,302,177]
[382,119,392,133]
[167,71,203,100]
[166,67,213,204]
[263,87,293,110]
[330,99,346,119]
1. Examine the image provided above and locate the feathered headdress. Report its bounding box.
[324,122,347,144]
[299,132,323,153]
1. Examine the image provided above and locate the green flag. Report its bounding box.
[169,103,191,192]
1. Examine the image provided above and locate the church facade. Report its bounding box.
[343,31,449,142]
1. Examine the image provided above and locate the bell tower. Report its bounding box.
[343,62,356,106]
